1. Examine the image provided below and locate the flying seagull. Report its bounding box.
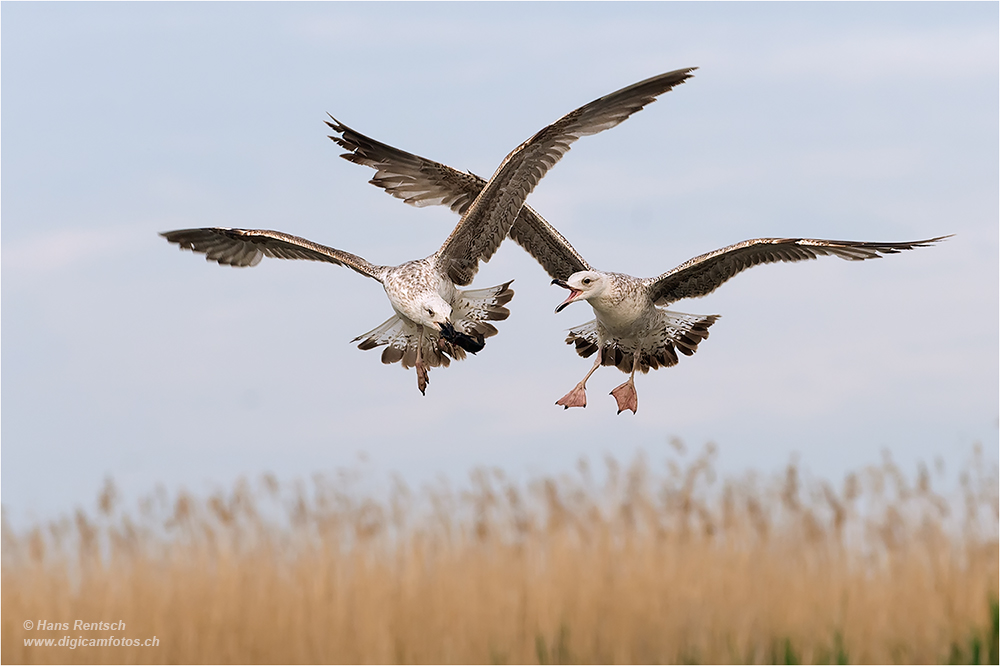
[327,115,948,413]
[162,67,697,395]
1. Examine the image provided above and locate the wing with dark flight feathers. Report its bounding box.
[331,67,695,286]
[160,228,384,280]
[327,117,591,280]
[644,236,950,306]
[328,117,482,215]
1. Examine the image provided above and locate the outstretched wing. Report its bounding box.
[161,228,384,280]
[327,117,592,280]
[644,236,950,306]
[328,116,481,214]
[437,67,696,285]
[341,67,694,286]
[506,203,592,280]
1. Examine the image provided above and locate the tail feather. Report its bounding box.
[350,280,515,377]
[565,320,601,358]
[381,345,404,365]
[454,281,514,335]
[565,311,719,374]
[401,344,418,369]
[353,314,460,369]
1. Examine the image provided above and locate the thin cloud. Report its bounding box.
[2,227,144,278]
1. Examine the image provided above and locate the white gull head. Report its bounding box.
[552,271,609,313]
[407,292,453,331]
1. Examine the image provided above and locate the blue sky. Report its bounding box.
[3,2,997,525]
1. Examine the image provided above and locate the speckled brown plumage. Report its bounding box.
[164,69,695,394]
[327,102,949,412]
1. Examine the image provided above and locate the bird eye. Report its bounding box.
[582,278,592,285]
[427,308,435,316]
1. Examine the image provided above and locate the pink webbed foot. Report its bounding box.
[610,380,638,414]
[416,362,430,396]
[556,384,588,409]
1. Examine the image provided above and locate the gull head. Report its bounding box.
[415,294,485,354]
[552,271,608,313]
[414,293,453,330]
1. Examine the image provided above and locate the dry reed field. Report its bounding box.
[3,444,997,665]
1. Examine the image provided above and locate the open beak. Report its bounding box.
[552,279,583,314]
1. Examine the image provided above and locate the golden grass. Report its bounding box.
[3,444,997,664]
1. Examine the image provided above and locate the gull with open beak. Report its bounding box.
[551,242,946,414]
[326,83,948,412]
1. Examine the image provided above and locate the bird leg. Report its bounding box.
[610,352,640,414]
[415,328,429,395]
[556,348,602,409]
